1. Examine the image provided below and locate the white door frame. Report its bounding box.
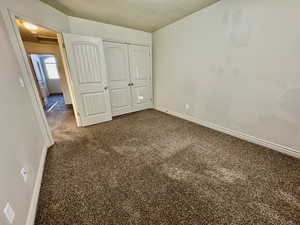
[0,8,66,147]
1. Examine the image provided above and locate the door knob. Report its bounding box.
[104,86,108,90]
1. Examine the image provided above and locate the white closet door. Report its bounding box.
[63,33,112,126]
[104,42,132,116]
[128,45,153,112]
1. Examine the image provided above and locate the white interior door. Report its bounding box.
[63,33,112,126]
[128,45,153,112]
[104,42,132,116]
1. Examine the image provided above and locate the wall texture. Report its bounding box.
[153,0,300,156]
[0,0,69,224]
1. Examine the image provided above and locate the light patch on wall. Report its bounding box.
[224,8,253,48]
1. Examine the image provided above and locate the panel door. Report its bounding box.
[104,42,132,116]
[128,45,153,112]
[63,33,112,126]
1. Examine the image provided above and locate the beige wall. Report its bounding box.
[23,41,72,104]
[0,0,69,224]
[153,0,300,157]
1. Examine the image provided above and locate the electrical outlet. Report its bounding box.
[20,168,28,183]
[4,202,15,224]
[185,104,190,110]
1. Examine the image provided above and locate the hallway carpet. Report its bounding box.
[44,94,65,112]
[36,109,300,225]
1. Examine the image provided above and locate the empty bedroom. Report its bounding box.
[0,0,299,225]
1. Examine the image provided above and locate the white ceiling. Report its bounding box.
[40,0,220,32]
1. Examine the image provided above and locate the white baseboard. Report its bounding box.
[155,106,300,159]
[26,146,48,225]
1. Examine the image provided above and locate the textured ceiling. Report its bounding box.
[40,0,220,32]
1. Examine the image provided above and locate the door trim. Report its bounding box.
[0,8,64,147]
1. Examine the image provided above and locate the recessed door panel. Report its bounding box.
[132,51,148,81]
[133,87,150,105]
[63,33,112,126]
[73,43,102,83]
[104,42,132,116]
[128,45,153,112]
[83,92,107,116]
[111,89,131,108]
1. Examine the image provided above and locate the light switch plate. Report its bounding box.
[4,202,15,224]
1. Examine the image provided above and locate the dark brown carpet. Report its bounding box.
[36,105,300,225]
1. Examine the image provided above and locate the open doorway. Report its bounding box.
[15,18,74,135]
[30,54,65,112]
[5,10,113,145]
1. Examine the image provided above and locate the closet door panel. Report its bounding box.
[63,33,112,126]
[128,45,153,112]
[104,42,132,116]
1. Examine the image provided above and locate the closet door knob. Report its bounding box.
[104,86,108,90]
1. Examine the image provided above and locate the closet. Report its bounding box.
[62,34,152,127]
[104,42,153,116]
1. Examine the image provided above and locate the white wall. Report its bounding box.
[46,78,63,94]
[69,16,152,46]
[0,1,69,225]
[153,0,300,157]
[24,42,72,104]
